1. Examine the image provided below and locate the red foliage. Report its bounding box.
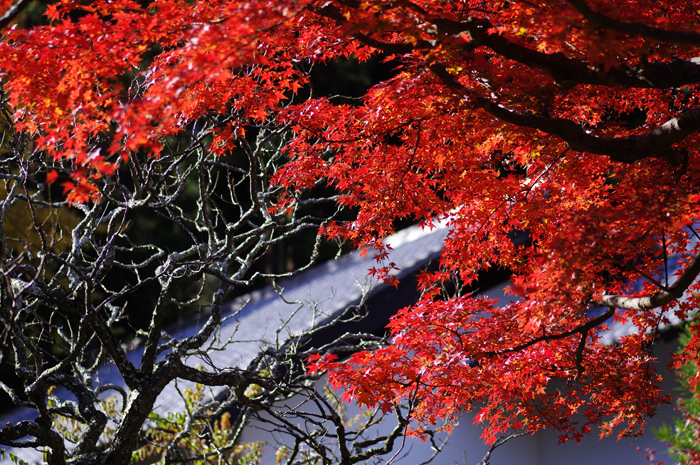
[3,0,700,446]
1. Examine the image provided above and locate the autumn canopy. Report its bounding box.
[2,0,700,447]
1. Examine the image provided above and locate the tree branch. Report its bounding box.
[487,306,616,357]
[593,249,700,310]
[0,420,66,465]
[429,61,697,164]
[475,96,696,164]
[460,18,700,89]
[0,0,32,31]
[567,0,700,46]
[323,2,700,89]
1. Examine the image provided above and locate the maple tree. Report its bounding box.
[2,0,700,463]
